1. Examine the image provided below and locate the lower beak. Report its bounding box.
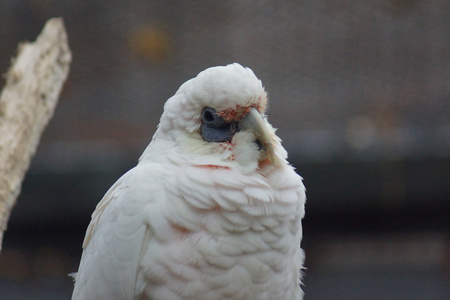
[239,108,279,165]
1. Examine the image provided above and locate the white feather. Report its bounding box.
[72,63,306,300]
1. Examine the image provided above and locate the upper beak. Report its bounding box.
[239,108,279,165]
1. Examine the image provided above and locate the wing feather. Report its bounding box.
[72,163,165,300]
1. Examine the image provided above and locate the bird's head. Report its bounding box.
[142,63,288,173]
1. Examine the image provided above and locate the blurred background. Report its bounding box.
[0,0,449,299]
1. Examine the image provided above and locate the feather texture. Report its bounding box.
[72,63,306,300]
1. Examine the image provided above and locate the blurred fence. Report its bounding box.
[0,1,449,299]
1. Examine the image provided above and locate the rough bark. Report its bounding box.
[0,18,72,251]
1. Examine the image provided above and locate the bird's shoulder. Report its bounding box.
[82,162,171,249]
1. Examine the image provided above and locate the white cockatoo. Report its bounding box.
[71,63,306,300]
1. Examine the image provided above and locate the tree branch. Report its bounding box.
[0,18,72,251]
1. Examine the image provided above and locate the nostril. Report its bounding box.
[255,139,263,151]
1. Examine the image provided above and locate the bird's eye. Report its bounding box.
[201,107,226,128]
[200,107,238,143]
